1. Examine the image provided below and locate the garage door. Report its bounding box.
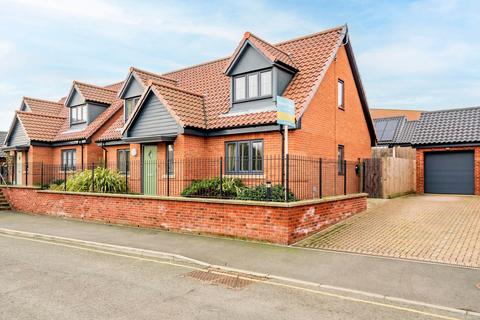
[424,151,474,195]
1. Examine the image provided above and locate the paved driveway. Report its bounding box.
[296,195,480,268]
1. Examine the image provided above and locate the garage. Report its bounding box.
[424,151,474,195]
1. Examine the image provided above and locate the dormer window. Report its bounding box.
[125,96,140,121]
[71,105,86,124]
[233,70,272,102]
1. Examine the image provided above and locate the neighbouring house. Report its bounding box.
[0,131,7,180]
[371,116,418,159]
[413,106,480,195]
[2,25,376,197]
[370,108,424,121]
[2,83,124,186]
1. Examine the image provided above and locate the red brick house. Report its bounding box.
[3,25,375,195]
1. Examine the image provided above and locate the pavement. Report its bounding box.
[2,234,476,320]
[297,194,480,268]
[0,210,479,315]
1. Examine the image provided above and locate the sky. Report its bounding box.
[0,0,479,130]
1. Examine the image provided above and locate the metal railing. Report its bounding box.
[1,155,363,202]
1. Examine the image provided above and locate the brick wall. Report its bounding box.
[416,146,480,195]
[1,186,366,244]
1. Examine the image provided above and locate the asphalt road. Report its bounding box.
[0,235,475,320]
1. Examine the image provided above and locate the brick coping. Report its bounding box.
[0,185,366,208]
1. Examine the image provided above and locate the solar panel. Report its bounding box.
[374,121,388,138]
[381,119,399,141]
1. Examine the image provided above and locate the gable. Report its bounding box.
[20,101,30,112]
[229,43,272,75]
[7,119,29,147]
[68,88,85,107]
[126,91,180,138]
[122,74,144,99]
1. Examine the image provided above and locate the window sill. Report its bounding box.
[233,95,273,104]
[162,174,175,179]
[71,121,87,125]
[224,173,265,179]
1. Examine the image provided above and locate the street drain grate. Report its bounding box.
[184,269,262,289]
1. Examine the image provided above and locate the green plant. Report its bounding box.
[49,167,126,193]
[181,177,245,198]
[237,184,297,202]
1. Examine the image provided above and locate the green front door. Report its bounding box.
[143,145,157,195]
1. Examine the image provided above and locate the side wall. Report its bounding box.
[1,187,366,245]
[416,146,480,195]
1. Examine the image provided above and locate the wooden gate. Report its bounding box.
[363,158,382,198]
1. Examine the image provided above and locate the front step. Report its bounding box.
[0,190,11,211]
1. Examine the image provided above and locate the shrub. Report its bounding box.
[237,184,297,202]
[49,167,126,193]
[181,177,245,198]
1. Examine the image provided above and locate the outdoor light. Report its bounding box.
[266,181,272,200]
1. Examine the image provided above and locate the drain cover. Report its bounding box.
[184,269,261,289]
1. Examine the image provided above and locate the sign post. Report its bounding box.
[276,96,296,201]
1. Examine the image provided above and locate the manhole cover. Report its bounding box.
[184,269,262,289]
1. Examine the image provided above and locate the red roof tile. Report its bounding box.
[224,31,297,73]
[54,99,123,142]
[131,67,177,87]
[23,97,64,116]
[73,81,118,105]
[150,81,206,129]
[16,111,66,142]
[163,25,346,129]
[96,113,125,142]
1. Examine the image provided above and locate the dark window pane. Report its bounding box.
[226,143,237,172]
[252,141,263,171]
[338,146,344,175]
[239,142,250,172]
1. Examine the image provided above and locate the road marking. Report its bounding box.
[0,233,470,320]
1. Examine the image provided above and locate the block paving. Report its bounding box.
[296,194,480,268]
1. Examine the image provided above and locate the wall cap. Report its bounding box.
[33,189,367,208]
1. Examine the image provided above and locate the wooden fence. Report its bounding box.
[371,146,416,160]
[363,157,416,198]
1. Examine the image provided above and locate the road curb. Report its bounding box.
[0,227,478,319]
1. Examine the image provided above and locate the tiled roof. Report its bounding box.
[104,81,125,92]
[164,25,346,129]
[131,67,177,87]
[150,81,206,129]
[23,97,64,115]
[73,81,118,105]
[224,31,297,73]
[96,114,125,142]
[0,131,7,158]
[7,81,126,144]
[412,106,480,145]
[17,111,66,142]
[54,99,123,142]
[395,120,418,145]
